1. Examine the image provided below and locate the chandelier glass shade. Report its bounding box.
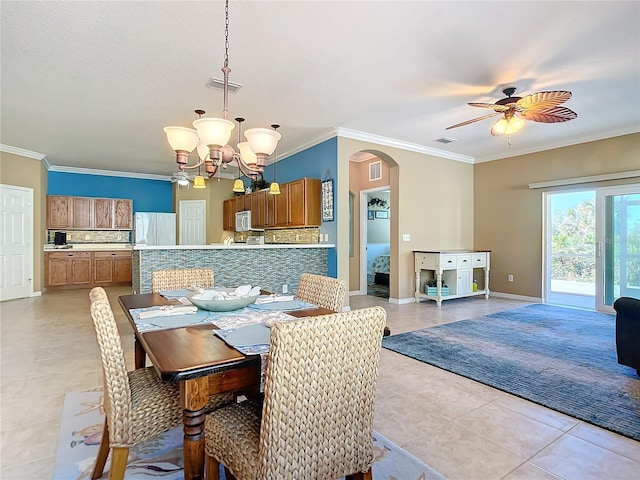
[163,0,281,189]
[232,178,245,192]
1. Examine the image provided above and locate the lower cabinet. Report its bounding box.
[45,250,132,288]
[93,251,132,285]
[45,251,93,287]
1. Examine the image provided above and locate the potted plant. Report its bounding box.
[250,174,270,192]
[425,277,449,296]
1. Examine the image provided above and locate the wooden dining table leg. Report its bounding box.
[180,377,210,480]
[134,336,146,369]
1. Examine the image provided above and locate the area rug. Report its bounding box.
[55,387,446,480]
[382,303,640,441]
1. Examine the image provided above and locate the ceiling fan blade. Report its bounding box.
[520,106,578,123]
[516,91,572,112]
[446,112,502,130]
[468,102,510,112]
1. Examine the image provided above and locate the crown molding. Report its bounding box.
[275,129,338,161]
[474,127,640,164]
[0,144,47,160]
[48,164,172,182]
[335,128,476,164]
[276,128,476,164]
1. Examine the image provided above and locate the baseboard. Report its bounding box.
[490,291,542,303]
[349,290,365,296]
[388,297,416,305]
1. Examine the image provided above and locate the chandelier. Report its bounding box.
[163,0,281,187]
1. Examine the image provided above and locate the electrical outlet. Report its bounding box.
[508,274,514,282]
[402,234,410,242]
[282,284,288,294]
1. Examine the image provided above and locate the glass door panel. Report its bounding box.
[596,186,640,311]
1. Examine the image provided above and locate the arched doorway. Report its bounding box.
[347,150,399,300]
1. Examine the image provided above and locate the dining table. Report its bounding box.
[118,292,334,480]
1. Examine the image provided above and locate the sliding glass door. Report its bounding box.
[595,185,640,311]
[545,184,639,312]
[546,191,596,309]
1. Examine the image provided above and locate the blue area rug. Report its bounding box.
[382,304,640,441]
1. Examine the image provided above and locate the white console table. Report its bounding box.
[414,250,490,306]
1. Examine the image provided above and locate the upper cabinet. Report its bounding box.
[113,199,133,229]
[47,196,133,230]
[47,196,73,229]
[223,178,320,231]
[276,178,321,227]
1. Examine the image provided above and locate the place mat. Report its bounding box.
[247,299,318,311]
[212,311,297,330]
[158,289,193,298]
[129,306,212,332]
[214,324,271,353]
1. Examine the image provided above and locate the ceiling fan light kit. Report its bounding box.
[163,0,281,188]
[446,87,577,146]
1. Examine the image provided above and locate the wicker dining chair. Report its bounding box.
[295,272,347,312]
[150,267,214,292]
[204,306,387,480]
[88,287,233,480]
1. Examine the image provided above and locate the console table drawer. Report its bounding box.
[472,253,487,267]
[440,255,458,268]
[456,254,472,267]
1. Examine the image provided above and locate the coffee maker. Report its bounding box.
[54,231,67,246]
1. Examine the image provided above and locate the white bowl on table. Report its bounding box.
[186,288,259,312]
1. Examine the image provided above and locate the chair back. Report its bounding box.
[89,287,133,446]
[151,268,214,292]
[295,273,347,312]
[258,306,387,478]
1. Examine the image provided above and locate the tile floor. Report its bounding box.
[1,287,639,479]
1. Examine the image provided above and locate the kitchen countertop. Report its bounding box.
[134,243,335,250]
[44,244,133,252]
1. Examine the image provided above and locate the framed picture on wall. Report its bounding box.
[321,179,334,221]
[375,210,389,219]
[368,210,374,220]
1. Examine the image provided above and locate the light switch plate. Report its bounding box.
[402,234,410,241]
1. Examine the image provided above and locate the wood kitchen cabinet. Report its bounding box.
[113,199,133,229]
[275,178,321,227]
[222,178,320,231]
[46,196,133,230]
[93,198,113,229]
[93,251,132,285]
[45,250,132,288]
[45,251,93,287]
[47,196,73,229]
[72,197,92,229]
[223,198,236,230]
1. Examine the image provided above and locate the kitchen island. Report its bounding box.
[132,244,334,294]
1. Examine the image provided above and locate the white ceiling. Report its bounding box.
[2,1,639,179]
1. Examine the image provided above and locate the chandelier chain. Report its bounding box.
[224,0,229,69]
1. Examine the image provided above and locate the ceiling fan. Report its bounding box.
[171,171,199,187]
[446,87,578,137]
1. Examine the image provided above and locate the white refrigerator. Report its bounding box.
[134,212,177,246]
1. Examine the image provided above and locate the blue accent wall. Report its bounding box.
[48,171,173,212]
[263,138,338,277]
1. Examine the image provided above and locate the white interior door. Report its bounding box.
[0,185,34,300]
[179,200,206,245]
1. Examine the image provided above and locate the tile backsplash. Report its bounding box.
[234,227,320,244]
[46,230,132,244]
